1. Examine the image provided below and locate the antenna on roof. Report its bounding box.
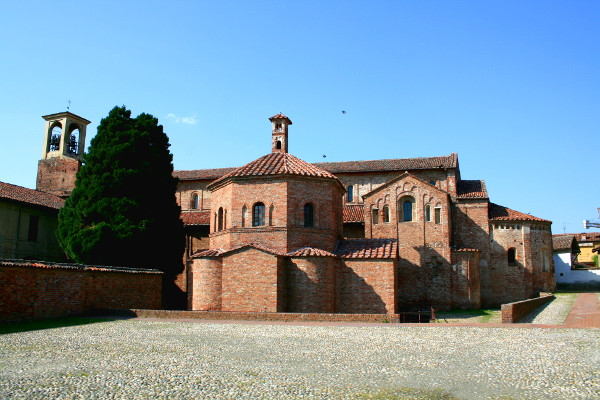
[67,99,71,111]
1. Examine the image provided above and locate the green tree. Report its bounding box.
[57,106,184,280]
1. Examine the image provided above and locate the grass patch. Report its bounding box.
[433,308,501,323]
[357,387,459,399]
[0,316,115,335]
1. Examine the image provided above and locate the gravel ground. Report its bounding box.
[1,319,599,399]
[520,293,579,324]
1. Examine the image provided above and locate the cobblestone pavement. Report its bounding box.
[1,318,599,399]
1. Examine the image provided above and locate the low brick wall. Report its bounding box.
[501,294,555,323]
[0,259,163,323]
[95,309,403,323]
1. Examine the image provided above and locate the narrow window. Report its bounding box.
[383,205,390,223]
[224,209,227,229]
[434,208,441,224]
[217,207,224,231]
[241,205,247,227]
[372,208,379,225]
[253,202,266,226]
[347,185,353,202]
[425,205,431,222]
[403,200,413,222]
[269,205,274,226]
[304,203,314,227]
[276,141,282,149]
[28,215,39,242]
[507,248,517,265]
[191,193,199,210]
[542,248,550,272]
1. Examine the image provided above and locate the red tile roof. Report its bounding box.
[313,153,458,174]
[193,243,284,258]
[489,203,551,222]
[560,232,600,243]
[0,181,65,210]
[180,210,210,226]
[173,154,458,181]
[335,239,397,259]
[208,152,341,189]
[552,235,578,251]
[0,259,161,274]
[286,247,336,257]
[457,180,488,198]
[174,167,236,181]
[343,204,364,223]
[269,113,292,123]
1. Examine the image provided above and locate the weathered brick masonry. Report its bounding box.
[0,260,162,322]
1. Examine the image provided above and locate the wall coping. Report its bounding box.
[0,259,163,275]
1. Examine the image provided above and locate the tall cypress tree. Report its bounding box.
[57,106,184,280]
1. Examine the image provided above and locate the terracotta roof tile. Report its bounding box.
[457,180,488,198]
[552,235,577,251]
[174,167,236,181]
[343,204,364,223]
[489,203,551,222]
[192,248,225,257]
[313,153,458,174]
[174,154,459,182]
[193,243,284,258]
[0,181,65,210]
[561,232,600,243]
[180,210,210,226]
[0,259,161,274]
[208,152,340,189]
[269,113,292,123]
[287,247,336,257]
[335,239,397,259]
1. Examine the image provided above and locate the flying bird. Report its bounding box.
[341,110,347,114]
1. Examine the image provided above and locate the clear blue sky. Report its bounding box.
[1,1,598,233]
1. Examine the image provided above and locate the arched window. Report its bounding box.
[253,202,266,226]
[541,248,550,272]
[217,207,224,231]
[49,123,62,152]
[507,248,517,265]
[383,205,390,223]
[372,208,379,225]
[304,203,314,227]
[191,193,199,210]
[68,125,80,154]
[347,185,353,202]
[401,199,413,222]
[241,205,247,227]
[425,205,431,222]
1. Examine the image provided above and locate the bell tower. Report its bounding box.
[36,111,91,197]
[269,113,292,154]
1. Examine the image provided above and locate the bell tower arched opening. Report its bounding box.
[37,111,91,197]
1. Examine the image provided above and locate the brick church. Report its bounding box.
[28,111,555,313]
[175,114,556,312]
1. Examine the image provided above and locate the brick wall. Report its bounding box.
[286,256,336,313]
[0,260,162,322]
[336,259,397,314]
[451,250,481,308]
[189,257,222,311]
[36,158,80,197]
[220,247,284,312]
[501,294,554,323]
